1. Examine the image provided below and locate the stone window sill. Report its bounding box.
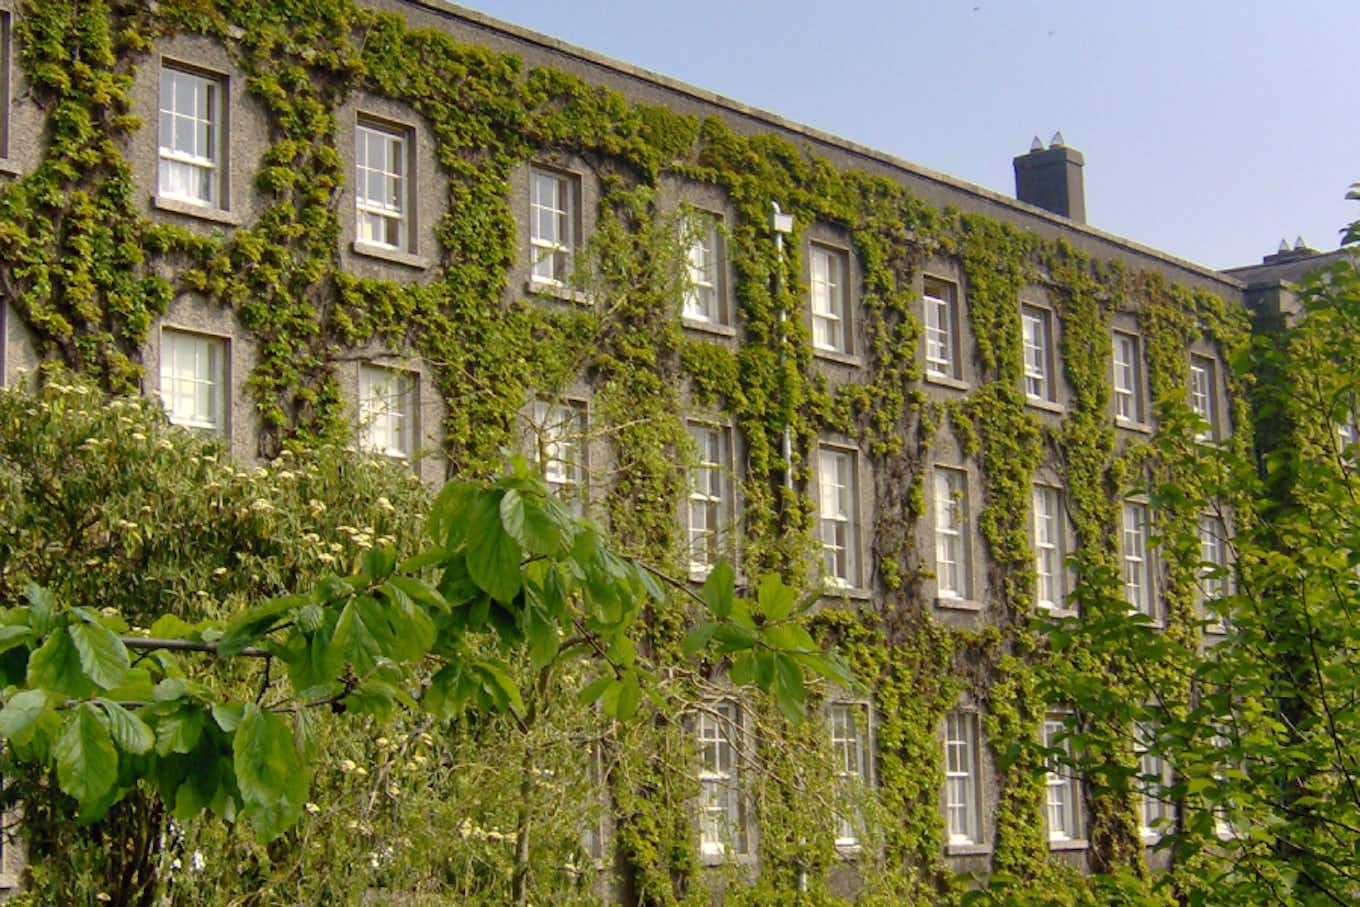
[813,348,865,368]
[936,596,981,612]
[945,842,992,857]
[153,194,242,226]
[1116,416,1154,435]
[1048,837,1088,852]
[925,372,969,391]
[1027,397,1065,415]
[0,157,19,176]
[526,278,590,305]
[682,318,737,338]
[822,582,874,602]
[352,240,431,270]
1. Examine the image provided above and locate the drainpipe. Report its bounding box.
[770,203,807,895]
[771,203,794,492]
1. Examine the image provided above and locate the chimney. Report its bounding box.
[1013,133,1086,224]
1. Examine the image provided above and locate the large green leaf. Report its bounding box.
[0,689,49,746]
[69,622,130,691]
[500,488,562,556]
[219,593,306,655]
[53,703,118,815]
[154,703,206,756]
[233,704,311,841]
[0,625,37,656]
[700,561,735,618]
[466,491,524,604]
[756,574,797,623]
[28,628,95,698]
[97,699,154,754]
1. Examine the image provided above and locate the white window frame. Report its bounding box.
[1021,305,1055,403]
[944,711,982,846]
[810,244,852,356]
[358,365,415,460]
[698,701,748,858]
[923,277,960,380]
[1189,354,1218,441]
[682,212,726,326]
[159,328,226,434]
[1135,722,1173,840]
[1122,501,1156,620]
[1112,331,1144,424]
[530,167,575,286]
[532,398,587,514]
[934,467,970,601]
[158,63,224,208]
[818,446,860,589]
[1043,716,1081,843]
[1199,514,1230,625]
[687,421,734,576]
[1032,485,1066,611]
[355,119,411,252]
[829,702,870,848]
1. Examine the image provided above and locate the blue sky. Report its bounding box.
[462,0,1357,270]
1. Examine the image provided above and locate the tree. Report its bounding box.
[0,376,851,905]
[1035,196,1360,907]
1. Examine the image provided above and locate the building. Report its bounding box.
[0,0,1346,902]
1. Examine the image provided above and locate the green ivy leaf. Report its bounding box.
[54,703,118,816]
[69,622,131,691]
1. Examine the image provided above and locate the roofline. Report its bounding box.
[400,0,1243,291]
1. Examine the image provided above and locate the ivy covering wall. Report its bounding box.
[0,0,1254,903]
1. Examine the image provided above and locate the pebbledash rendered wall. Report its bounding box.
[0,0,1266,902]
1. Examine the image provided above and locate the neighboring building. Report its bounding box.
[0,0,1346,902]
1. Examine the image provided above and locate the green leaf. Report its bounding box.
[386,575,449,614]
[24,584,56,633]
[154,704,206,756]
[577,675,613,706]
[211,701,245,732]
[0,689,49,746]
[730,651,755,686]
[147,614,197,639]
[756,574,797,622]
[234,704,311,841]
[0,625,37,656]
[69,622,131,691]
[713,623,758,653]
[773,655,806,722]
[524,602,559,670]
[220,593,305,655]
[682,622,719,655]
[473,659,523,713]
[97,699,154,755]
[424,664,477,719]
[54,703,118,816]
[28,629,95,698]
[602,672,642,720]
[500,488,562,556]
[700,561,735,618]
[466,492,524,604]
[360,545,396,582]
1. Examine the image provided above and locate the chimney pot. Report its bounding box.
[1050,130,1065,147]
[1030,135,1044,152]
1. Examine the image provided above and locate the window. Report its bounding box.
[810,244,851,355]
[1043,717,1081,843]
[829,703,869,847]
[1032,485,1066,611]
[1338,417,1358,454]
[1136,723,1172,839]
[935,468,970,600]
[818,447,860,588]
[358,365,415,459]
[923,277,960,380]
[1189,355,1218,441]
[1122,502,1155,619]
[687,422,733,575]
[355,121,410,250]
[944,711,981,846]
[683,213,726,326]
[158,64,223,207]
[1112,332,1144,424]
[698,701,747,857]
[159,329,226,433]
[531,399,587,513]
[530,168,575,286]
[1021,306,1056,403]
[1199,515,1230,615]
